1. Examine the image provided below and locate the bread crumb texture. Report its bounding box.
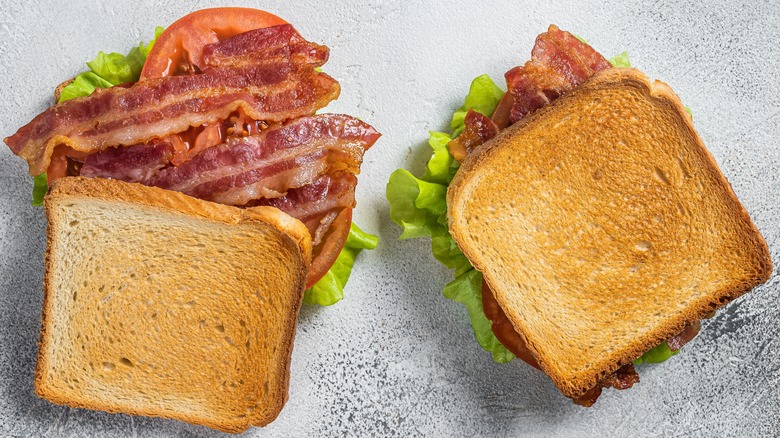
[36,177,310,433]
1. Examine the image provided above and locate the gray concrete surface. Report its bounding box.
[1,0,778,436]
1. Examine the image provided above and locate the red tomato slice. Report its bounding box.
[481,279,541,369]
[141,7,287,78]
[47,146,89,182]
[142,8,352,287]
[306,208,353,288]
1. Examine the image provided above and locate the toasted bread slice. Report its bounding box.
[36,177,311,433]
[447,68,772,399]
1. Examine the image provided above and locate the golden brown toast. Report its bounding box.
[447,68,772,399]
[36,177,311,433]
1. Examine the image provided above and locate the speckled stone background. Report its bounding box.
[0,1,778,436]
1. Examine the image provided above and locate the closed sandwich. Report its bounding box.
[388,25,771,405]
[448,68,771,402]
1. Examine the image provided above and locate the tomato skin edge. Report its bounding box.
[141,7,287,79]
[482,279,541,369]
[305,208,352,288]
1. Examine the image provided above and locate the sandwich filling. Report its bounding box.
[5,14,379,305]
[388,25,701,405]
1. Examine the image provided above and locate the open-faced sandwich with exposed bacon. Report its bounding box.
[5,8,379,432]
[6,8,380,306]
[387,25,770,406]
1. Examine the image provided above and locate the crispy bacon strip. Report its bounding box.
[481,278,540,369]
[447,110,500,162]
[202,24,328,68]
[5,24,340,176]
[506,25,611,124]
[143,114,378,205]
[453,25,612,161]
[81,143,173,183]
[253,172,357,245]
[573,364,640,407]
[490,90,515,130]
[666,321,701,351]
[78,115,377,210]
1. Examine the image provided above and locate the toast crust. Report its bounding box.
[36,177,312,433]
[448,68,772,399]
[43,177,312,262]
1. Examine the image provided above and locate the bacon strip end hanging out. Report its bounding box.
[453,25,612,161]
[447,110,499,162]
[506,24,611,124]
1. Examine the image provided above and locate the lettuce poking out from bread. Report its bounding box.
[387,74,513,363]
[387,53,682,365]
[58,26,165,104]
[304,223,378,306]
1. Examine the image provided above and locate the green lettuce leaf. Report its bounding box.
[450,74,504,136]
[422,131,460,185]
[430,232,472,277]
[633,341,680,365]
[58,26,163,103]
[86,50,143,86]
[56,72,115,103]
[387,168,444,240]
[443,270,514,363]
[303,223,378,306]
[387,74,513,362]
[31,173,48,207]
[609,51,631,68]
